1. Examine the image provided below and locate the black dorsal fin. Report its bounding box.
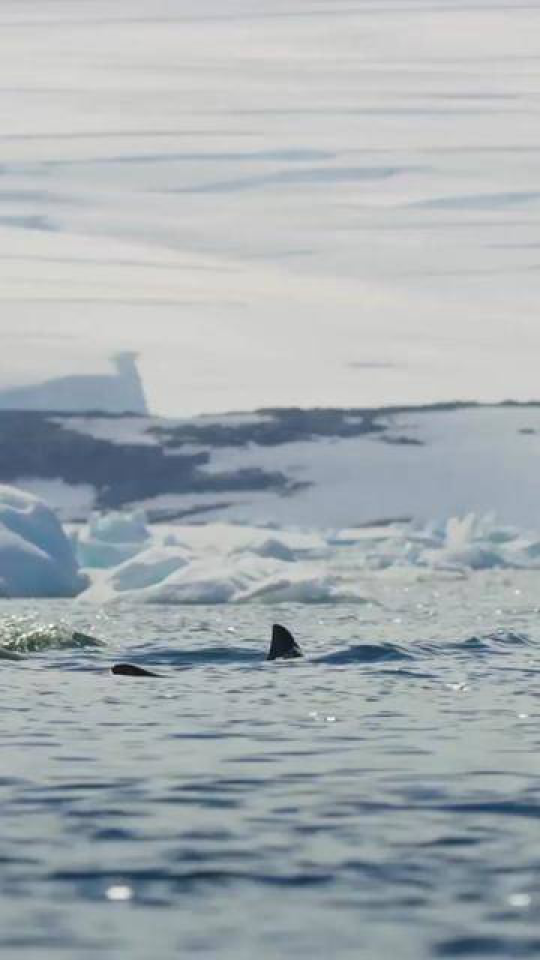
[111,663,161,678]
[267,624,302,661]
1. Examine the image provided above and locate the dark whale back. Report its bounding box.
[111,663,160,677]
[266,623,303,661]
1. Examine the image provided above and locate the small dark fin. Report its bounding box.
[267,624,302,661]
[111,663,161,678]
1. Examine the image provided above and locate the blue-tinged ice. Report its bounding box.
[0,485,86,597]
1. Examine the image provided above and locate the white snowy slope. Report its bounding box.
[0,486,86,597]
[8,404,540,527]
[192,407,540,529]
[90,405,540,530]
[0,1,540,414]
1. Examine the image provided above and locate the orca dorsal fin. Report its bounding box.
[111,663,161,677]
[267,624,302,661]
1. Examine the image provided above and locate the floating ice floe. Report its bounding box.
[0,485,87,598]
[75,508,540,605]
[3,485,540,603]
[82,551,358,606]
[75,509,152,568]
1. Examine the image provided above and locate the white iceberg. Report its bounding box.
[0,485,87,597]
[76,509,151,568]
[68,507,540,606]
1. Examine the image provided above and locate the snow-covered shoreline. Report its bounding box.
[3,403,540,528]
[3,399,540,601]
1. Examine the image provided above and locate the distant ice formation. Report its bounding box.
[2,478,540,602]
[0,353,147,414]
[76,509,152,568]
[0,485,86,598]
[72,509,540,605]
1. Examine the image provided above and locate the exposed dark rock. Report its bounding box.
[378,435,424,446]
[0,401,536,518]
[0,411,295,511]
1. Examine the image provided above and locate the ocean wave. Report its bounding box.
[3,616,533,672]
[316,642,411,665]
[0,616,104,653]
[445,631,533,656]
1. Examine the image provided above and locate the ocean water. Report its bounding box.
[1,571,539,959]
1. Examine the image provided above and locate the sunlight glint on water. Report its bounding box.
[1,574,539,959]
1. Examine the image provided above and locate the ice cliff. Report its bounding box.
[0,486,86,597]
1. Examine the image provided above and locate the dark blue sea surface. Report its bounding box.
[1,572,539,959]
